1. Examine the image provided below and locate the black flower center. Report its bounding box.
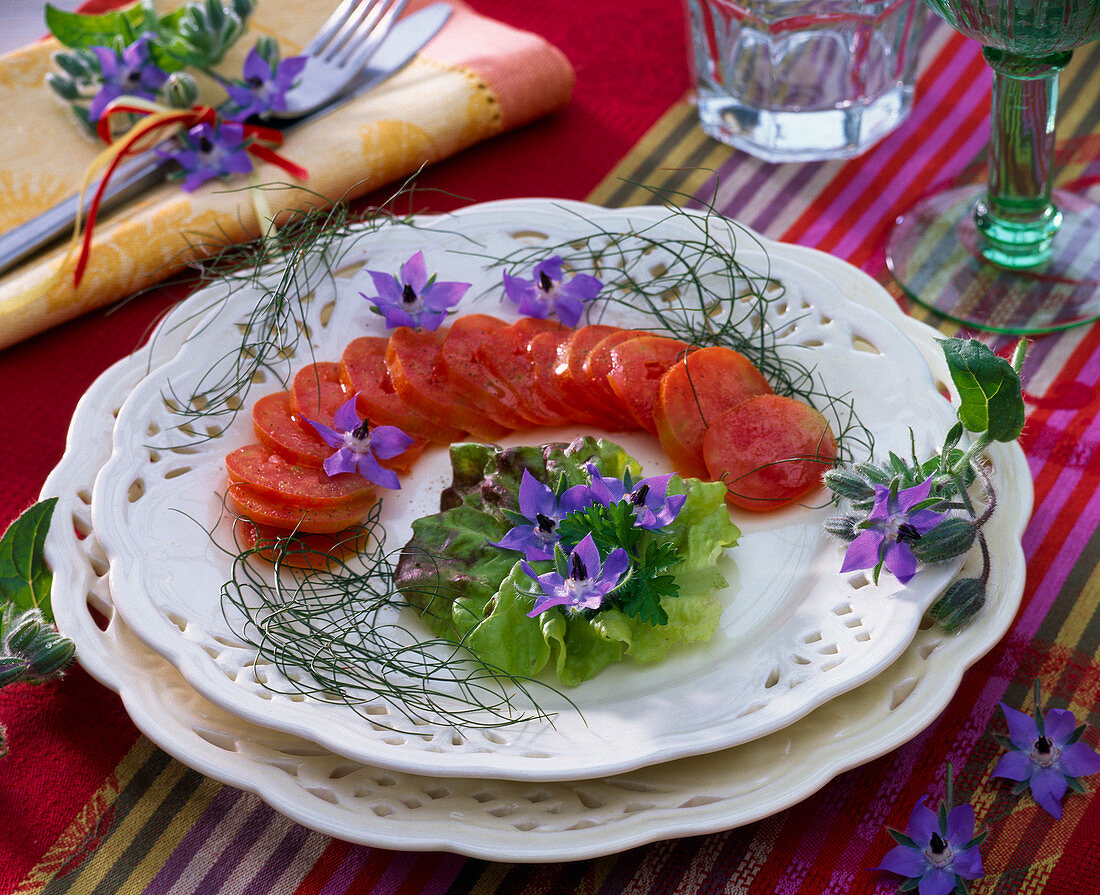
[896,522,922,544]
[929,832,947,856]
[1036,735,1053,754]
[198,135,214,153]
[535,513,556,534]
[352,418,371,441]
[401,283,418,306]
[631,483,650,506]
[537,271,554,292]
[247,75,265,89]
[570,553,587,581]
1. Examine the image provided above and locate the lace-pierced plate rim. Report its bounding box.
[45,201,1031,860]
[91,200,974,781]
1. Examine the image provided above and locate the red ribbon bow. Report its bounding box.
[73,102,309,286]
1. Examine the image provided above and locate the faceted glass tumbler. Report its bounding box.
[685,0,927,162]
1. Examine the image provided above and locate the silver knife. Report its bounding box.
[0,3,451,277]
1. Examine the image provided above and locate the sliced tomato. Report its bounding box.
[289,361,348,422]
[606,336,693,434]
[702,395,837,511]
[474,317,576,427]
[580,328,650,414]
[252,389,426,474]
[387,326,511,441]
[226,443,376,506]
[529,330,609,427]
[341,336,466,444]
[227,482,378,533]
[654,346,773,479]
[439,314,535,429]
[234,518,372,571]
[253,390,332,466]
[556,325,636,429]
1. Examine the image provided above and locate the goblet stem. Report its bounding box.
[975,47,1072,268]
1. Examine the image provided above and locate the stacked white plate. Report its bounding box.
[44,200,1031,861]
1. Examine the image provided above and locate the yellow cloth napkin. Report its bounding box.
[0,0,574,349]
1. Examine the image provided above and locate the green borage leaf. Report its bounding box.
[938,338,1025,443]
[0,499,58,620]
[45,0,157,50]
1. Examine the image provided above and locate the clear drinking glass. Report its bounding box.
[887,0,1100,334]
[685,0,927,162]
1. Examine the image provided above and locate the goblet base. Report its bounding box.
[887,185,1100,334]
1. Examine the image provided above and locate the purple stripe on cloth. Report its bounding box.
[192,800,279,894]
[239,821,316,895]
[145,784,246,892]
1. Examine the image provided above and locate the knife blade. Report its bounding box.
[0,2,451,277]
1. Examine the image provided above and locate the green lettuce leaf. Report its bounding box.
[395,441,739,686]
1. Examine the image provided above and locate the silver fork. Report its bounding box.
[0,0,428,275]
[277,0,410,118]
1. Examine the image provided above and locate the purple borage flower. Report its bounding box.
[224,48,308,120]
[876,797,984,895]
[88,34,169,121]
[305,396,413,490]
[157,120,254,192]
[362,251,469,331]
[502,255,602,328]
[521,533,629,618]
[839,476,947,584]
[585,464,686,531]
[991,689,1100,819]
[491,470,593,561]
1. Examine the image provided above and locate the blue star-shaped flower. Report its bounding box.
[157,121,254,192]
[491,469,593,561]
[876,797,984,895]
[521,533,629,617]
[502,255,602,327]
[304,396,413,490]
[88,34,169,121]
[992,697,1100,818]
[839,476,947,583]
[362,251,469,330]
[224,47,308,119]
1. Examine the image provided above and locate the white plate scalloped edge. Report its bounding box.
[92,201,979,781]
[45,201,1032,861]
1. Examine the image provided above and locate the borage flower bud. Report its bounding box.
[25,634,77,679]
[910,518,976,563]
[0,656,28,688]
[823,467,875,502]
[5,610,44,653]
[929,578,986,631]
[164,72,200,108]
[823,514,860,542]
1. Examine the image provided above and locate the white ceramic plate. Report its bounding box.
[45,223,1031,860]
[92,201,964,781]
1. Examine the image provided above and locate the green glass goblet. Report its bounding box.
[887,0,1100,334]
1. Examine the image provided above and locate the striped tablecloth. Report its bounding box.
[2,2,1100,892]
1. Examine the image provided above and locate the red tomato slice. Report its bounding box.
[581,328,650,414]
[226,444,375,505]
[702,395,837,511]
[557,325,636,429]
[387,327,511,441]
[289,361,349,422]
[606,336,693,434]
[234,518,371,571]
[341,336,466,444]
[654,346,773,479]
[529,330,608,427]
[439,314,536,429]
[227,482,378,533]
[253,391,331,466]
[252,390,426,474]
[475,317,573,427]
